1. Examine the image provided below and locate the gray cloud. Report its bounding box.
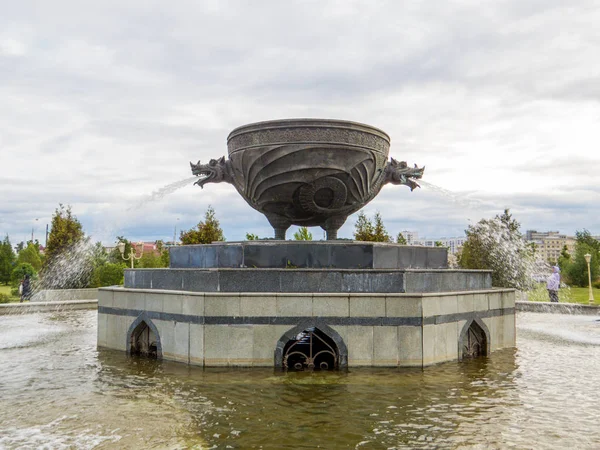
[2,0,600,244]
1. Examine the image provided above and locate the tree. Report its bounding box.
[180,206,225,245]
[0,235,16,285]
[396,232,407,245]
[108,237,133,265]
[434,241,444,247]
[293,227,313,241]
[155,240,170,267]
[458,209,536,290]
[557,244,571,275]
[15,241,26,254]
[138,251,169,268]
[41,205,96,289]
[245,233,260,240]
[90,262,125,287]
[11,262,37,286]
[45,204,86,265]
[17,242,43,271]
[564,230,599,287]
[353,211,392,242]
[354,212,374,241]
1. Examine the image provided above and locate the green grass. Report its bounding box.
[526,284,600,305]
[0,284,20,303]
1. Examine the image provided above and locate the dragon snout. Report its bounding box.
[410,165,425,179]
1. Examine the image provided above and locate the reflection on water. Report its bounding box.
[1,311,600,449]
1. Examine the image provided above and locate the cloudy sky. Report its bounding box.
[1,0,599,246]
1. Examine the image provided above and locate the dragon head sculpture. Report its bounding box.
[190,156,233,188]
[384,158,425,191]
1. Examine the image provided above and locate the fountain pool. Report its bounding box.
[1,310,600,449]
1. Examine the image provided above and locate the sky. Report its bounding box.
[1,0,599,246]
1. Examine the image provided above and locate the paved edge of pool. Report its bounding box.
[1,300,597,316]
[0,299,98,315]
[516,301,600,315]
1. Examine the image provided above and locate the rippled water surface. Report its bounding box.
[2,311,600,449]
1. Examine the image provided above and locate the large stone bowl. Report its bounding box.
[192,118,422,239]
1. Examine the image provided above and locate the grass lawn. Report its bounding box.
[0,284,20,303]
[526,284,600,305]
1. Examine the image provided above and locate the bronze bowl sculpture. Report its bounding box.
[191,119,424,240]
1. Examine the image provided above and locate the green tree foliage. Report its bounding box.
[180,206,225,245]
[563,230,599,287]
[87,241,125,287]
[15,241,26,253]
[0,235,16,285]
[557,244,571,273]
[11,262,37,286]
[138,251,169,268]
[17,242,43,271]
[245,233,260,240]
[353,212,392,242]
[458,209,536,290]
[90,262,125,287]
[293,227,313,241]
[155,240,170,267]
[108,237,132,264]
[396,232,407,245]
[45,204,86,266]
[434,241,444,247]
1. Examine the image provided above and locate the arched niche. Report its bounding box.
[274,319,348,370]
[459,317,491,360]
[126,314,162,359]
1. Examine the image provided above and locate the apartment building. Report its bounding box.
[400,231,467,254]
[525,230,576,263]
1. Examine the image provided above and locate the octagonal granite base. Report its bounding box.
[98,287,515,368]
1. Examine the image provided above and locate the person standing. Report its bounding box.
[21,274,31,302]
[546,266,560,303]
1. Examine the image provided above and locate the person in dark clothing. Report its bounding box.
[546,266,560,303]
[21,274,31,302]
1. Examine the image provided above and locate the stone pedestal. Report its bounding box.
[99,241,516,368]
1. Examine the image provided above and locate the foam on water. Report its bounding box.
[0,416,121,450]
[518,313,600,346]
[0,314,66,350]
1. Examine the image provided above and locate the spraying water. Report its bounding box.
[419,180,553,294]
[126,176,198,212]
[30,176,198,300]
[418,180,493,212]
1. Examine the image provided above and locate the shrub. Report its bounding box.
[90,262,125,287]
[11,263,37,287]
[0,293,10,303]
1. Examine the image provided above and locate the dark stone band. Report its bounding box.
[99,306,515,327]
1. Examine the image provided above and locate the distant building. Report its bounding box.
[399,231,420,245]
[524,230,576,263]
[400,231,466,254]
[103,241,164,256]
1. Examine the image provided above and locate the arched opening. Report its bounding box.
[462,321,488,359]
[282,327,339,371]
[129,320,159,359]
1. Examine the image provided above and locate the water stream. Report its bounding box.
[29,177,198,299]
[1,311,599,449]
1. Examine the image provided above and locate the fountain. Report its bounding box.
[190,119,424,240]
[98,119,515,369]
[3,119,598,446]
